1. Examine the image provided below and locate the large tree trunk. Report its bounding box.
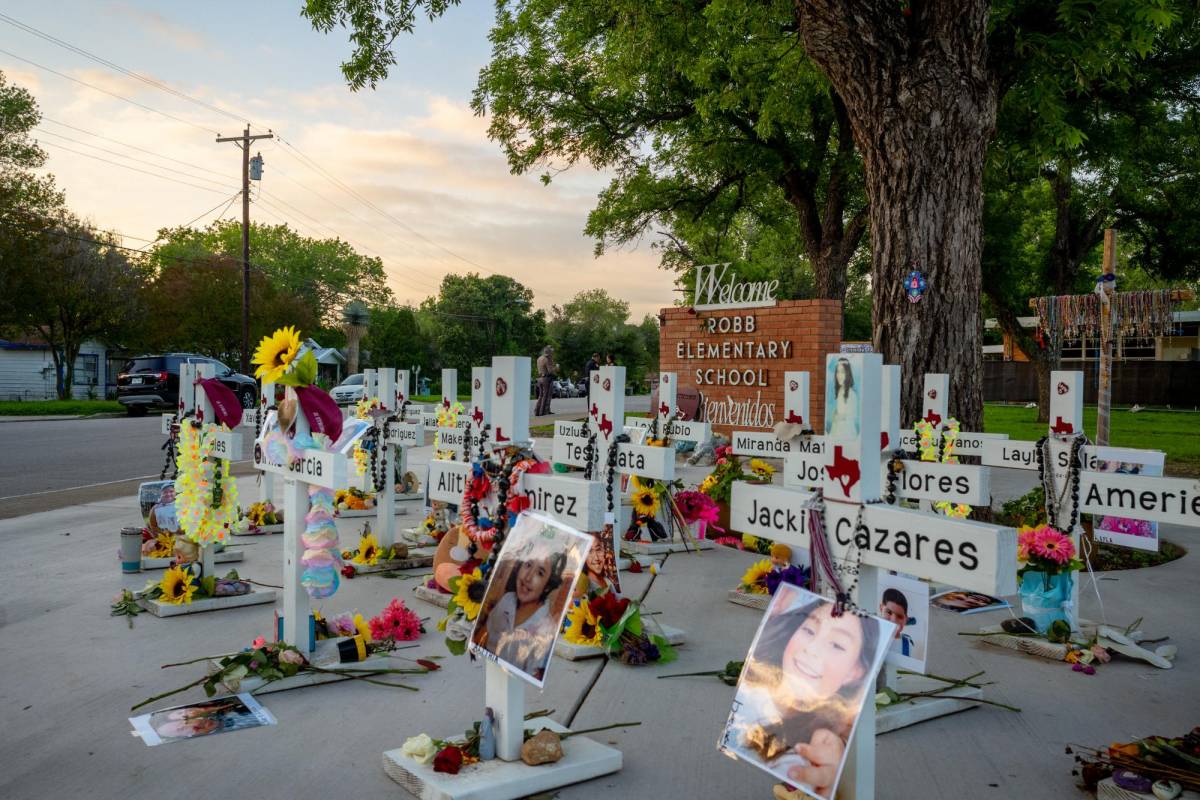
[797,2,996,430]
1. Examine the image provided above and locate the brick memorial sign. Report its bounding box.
[657,265,842,434]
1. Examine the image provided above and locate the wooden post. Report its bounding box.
[1097,229,1117,446]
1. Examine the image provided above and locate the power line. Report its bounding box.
[37,139,236,195]
[35,127,231,190]
[0,46,218,135]
[136,191,242,251]
[41,116,230,180]
[0,13,251,128]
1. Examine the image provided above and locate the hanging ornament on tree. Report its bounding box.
[904,268,927,303]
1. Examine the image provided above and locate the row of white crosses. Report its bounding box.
[360,367,426,551]
[980,370,1200,625]
[729,353,1018,800]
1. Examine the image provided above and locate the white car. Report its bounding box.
[330,373,366,406]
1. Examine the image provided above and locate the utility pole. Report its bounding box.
[216,125,273,374]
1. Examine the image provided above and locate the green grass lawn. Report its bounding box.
[984,404,1200,476]
[0,399,124,416]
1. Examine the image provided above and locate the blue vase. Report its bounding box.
[1019,571,1074,633]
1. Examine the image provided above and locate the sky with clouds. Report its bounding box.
[0,1,678,319]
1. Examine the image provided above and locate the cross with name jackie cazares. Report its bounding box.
[729,352,1018,800]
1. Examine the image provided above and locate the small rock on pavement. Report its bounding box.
[520,730,563,766]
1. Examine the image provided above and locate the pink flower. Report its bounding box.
[716,457,727,465]
[368,598,423,642]
[1032,528,1074,565]
[252,636,266,648]
[280,649,304,665]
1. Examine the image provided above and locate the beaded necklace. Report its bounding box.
[1036,433,1086,533]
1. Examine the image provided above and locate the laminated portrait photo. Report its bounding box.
[469,511,592,688]
[129,693,276,747]
[877,574,930,673]
[719,584,895,800]
[824,356,861,438]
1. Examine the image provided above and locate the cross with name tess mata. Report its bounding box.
[730,353,1018,800]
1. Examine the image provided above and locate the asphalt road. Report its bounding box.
[0,394,649,518]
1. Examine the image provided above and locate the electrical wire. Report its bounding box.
[36,139,237,195]
[34,127,231,190]
[0,46,219,135]
[41,116,230,180]
[135,191,242,251]
[0,13,251,128]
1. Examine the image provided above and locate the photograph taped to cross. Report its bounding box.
[490,356,530,448]
[823,352,882,504]
[470,366,491,434]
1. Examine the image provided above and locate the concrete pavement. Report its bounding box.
[0,443,1195,800]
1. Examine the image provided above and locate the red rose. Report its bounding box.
[341,565,356,579]
[589,592,630,628]
[433,745,464,774]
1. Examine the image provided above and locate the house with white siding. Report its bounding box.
[0,338,118,400]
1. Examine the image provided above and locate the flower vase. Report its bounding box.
[1019,570,1074,632]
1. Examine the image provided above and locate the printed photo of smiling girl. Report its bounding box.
[720,584,894,799]
[469,513,592,687]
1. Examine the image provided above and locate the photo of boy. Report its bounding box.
[720,584,894,799]
[469,512,591,688]
[877,574,929,672]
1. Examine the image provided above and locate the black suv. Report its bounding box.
[117,354,258,416]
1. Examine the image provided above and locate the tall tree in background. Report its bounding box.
[792,0,1179,428]
[0,70,66,327]
[984,3,1200,419]
[418,273,546,374]
[362,305,435,377]
[11,215,146,397]
[547,289,658,385]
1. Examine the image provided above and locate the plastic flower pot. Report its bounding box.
[1019,570,1074,633]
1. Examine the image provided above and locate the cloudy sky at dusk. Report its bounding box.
[1,1,678,319]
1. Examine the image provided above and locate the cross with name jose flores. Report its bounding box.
[730,353,1018,799]
[389,356,624,798]
[763,369,996,515]
[982,369,1200,624]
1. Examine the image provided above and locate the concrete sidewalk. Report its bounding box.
[0,449,1194,800]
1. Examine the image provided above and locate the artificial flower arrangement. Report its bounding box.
[240,501,282,528]
[737,555,812,597]
[138,565,251,606]
[1069,727,1200,795]
[141,531,176,559]
[624,475,668,541]
[1017,524,1084,577]
[698,445,769,505]
[913,418,971,519]
[174,417,242,545]
[437,562,486,655]
[339,524,410,576]
[673,489,723,539]
[562,589,677,666]
[335,487,377,511]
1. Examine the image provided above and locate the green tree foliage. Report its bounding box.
[149,220,393,325]
[133,255,318,366]
[418,273,546,374]
[546,289,658,386]
[362,304,436,377]
[10,215,147,398]
[0,70,66,330]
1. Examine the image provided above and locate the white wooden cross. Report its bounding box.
[624,372,712,444]
[165,361,244,579]
[253,395,362,654]
[895,373,1010,457]
[981,369,1199,623]
[729,353,1017,800]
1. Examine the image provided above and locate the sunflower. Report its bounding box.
[748,458,775,480]
[699,474,718,495]
[451,568,486,620]
[563,599,604,646]
[353,531,381,565]
[159,565,197,605]
[739,559,773,595]
[353,613,373,643]
[631,487,660,517]
[251,326,301,383]
[147,532,175,559]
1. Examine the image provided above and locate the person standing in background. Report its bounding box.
[536,346,557,416]
[605,353,616,367]
[584,352,600,403]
